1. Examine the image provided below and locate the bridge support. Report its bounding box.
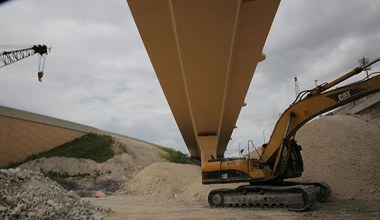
[198,135,218,165]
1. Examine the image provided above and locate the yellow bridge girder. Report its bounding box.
[127,0,280,163]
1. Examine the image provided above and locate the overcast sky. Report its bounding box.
[0,0,379,156]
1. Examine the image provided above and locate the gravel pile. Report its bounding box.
[296,114,380,200]
[123,162,238,203]
[0,168,111,220]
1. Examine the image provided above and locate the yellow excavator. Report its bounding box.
[203,57,380,211]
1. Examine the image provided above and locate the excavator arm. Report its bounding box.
[262,57,380,175]
[202,71,380,183]
[203,58,380,182]
[267,73,380,177]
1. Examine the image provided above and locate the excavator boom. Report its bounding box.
[262,73,380,169]
[203,72,380,183]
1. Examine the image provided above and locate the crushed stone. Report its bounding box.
[0,168,111,219]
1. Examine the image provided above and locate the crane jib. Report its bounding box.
[0,45,49,82]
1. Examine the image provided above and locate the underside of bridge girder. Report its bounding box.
[128,0,280,163]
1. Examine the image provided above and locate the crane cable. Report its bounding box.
[38,54,47,82]
[36,45,51,82]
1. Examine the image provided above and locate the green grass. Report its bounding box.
[25,133,115,163]
[159,147,193,164]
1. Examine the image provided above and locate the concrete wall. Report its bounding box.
[0,106,100,167]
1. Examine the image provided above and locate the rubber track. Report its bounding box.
[285,181,331,202]
[208,184,317,211]
[313,181,331,202]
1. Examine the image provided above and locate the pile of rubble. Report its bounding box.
[0,168,111,220]
[18,135,166,197]
[296,114,380,200]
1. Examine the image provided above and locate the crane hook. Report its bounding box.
[38,71,44,82]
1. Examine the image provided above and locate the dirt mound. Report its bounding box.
[125,162,199,198]
[296,114,380,200]
[19,135,165,196]
[20,135,164,180]
[123,162,238,203]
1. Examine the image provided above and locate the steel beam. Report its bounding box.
[127,0,280,162]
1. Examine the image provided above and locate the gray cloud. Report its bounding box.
[227,0,380,155]
[1,0,379,157]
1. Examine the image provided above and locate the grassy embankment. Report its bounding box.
[6,133,114,169]
[29,133,115,163]
[7,133,193,167]
[159,146,194,164]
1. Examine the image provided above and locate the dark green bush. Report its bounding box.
[6,133,116,168]
[160,147,193,164]
[34,133,115,163]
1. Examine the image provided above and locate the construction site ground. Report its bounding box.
[86,195,379,220]
[2,114,380,219]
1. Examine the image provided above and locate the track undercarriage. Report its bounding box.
[208,181,331,211]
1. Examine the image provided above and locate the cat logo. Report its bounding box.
[328,89,365,102]
[338,91,351,101]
